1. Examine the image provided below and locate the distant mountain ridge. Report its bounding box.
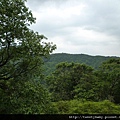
[44,53,119,75]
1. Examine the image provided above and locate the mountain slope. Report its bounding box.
[43,53,119,75]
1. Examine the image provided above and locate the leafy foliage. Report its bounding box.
[95,58,120,103]
[46,58,120,104]
[0,0,56,114]
[0,0,56,81]
[0,79,57,114]
[53,100,120,114]
[44,53,118,76]
[46,62,95,101]
[0,0,120,114]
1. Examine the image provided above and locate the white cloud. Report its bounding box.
[26,0,120,57]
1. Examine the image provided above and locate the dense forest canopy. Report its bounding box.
[0,0,120,115]
[46,58,120,103]
[43,53,119,75]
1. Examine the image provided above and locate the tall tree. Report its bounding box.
[0,0,56,114]
[46,62,95,101]
[0,0,56,82]
[96,58,120,103]
[0,79,57,114]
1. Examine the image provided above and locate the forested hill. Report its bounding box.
[44,53,119,75]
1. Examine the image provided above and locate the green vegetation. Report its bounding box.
[53,100,120,114]
[46,59,120,104]
[0,80,56,114]
[0,0,120,114]
[0,0,56,114]
[43,53,118,75]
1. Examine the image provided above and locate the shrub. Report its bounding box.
[53,99,120,114]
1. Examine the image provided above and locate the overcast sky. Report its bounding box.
[26,0,120,57]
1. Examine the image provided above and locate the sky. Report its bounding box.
[26,0,120,57]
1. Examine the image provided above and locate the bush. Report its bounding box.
[53,99,120,114]
[0,80,57,114]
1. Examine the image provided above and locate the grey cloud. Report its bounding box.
[26,0,120,56]
[82,0,120,37]
[26,0,69,10]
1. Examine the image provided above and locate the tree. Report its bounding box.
[0,0,56,113]
[0,79,57,114]
[46,62,95,101]
[0,0,56,82]
[95,58,120,103]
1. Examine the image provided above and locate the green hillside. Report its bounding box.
[44,53,119,75]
